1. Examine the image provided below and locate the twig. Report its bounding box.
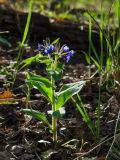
[73,135,116,160]
[73,108,120,160]
[105,108,120,160]
[35,152,41,160]
[0,31,9,34]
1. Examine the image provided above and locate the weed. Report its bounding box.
[13,0,33,87]
[83,0,120,139]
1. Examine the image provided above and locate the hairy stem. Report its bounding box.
[51,75,57,143]
[51,56,58,143]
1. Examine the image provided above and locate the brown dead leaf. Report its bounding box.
[0,88,14,104]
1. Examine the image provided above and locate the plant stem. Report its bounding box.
[51,76,57,143]
[51,77,57,143]
[88,15,92,78]
[51,58,57,143]
[26,84,30,109]
[96,71,101,138]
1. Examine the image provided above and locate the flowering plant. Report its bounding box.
[22,38,85,143]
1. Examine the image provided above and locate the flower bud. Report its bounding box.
[44,49,49,54]
[63,45,69,52]
[65,55,71,62]
[48,45,54,53]
[68,50,74,57]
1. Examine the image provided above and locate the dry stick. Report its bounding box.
[105,108,120,160]
[73,134,117,160]
[73,112,120,160]
[35,152,42,160]
[0,31,9,34]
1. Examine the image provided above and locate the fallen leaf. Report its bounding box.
[0,88,14,104]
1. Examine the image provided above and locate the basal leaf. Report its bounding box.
[23,109,51,129]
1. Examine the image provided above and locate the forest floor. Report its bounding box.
[0,6,120,160]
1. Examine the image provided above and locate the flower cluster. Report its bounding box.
[44,45,55,54]
[63,45,74,62]
[36,42,74,63]
[37,43,55,55]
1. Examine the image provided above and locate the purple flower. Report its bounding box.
[63,45,69,52]
[68,50,74,57]
[65,55,71,62]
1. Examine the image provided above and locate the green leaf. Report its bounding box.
[71,96,95,135]
[106,57,112,73]
[48,107,65,120]
[47,63,64,81]
[37,55,51,65]
[114,39,120,52]
[28,80,52,102]
[21,0,33,46]
[27,73,52,87]
[91,57,101,70]
[20,54,51,70]
[16,0,33,62]
[85,54,91,64]
[27,73,52,103]
[19,54,39,70]
[53,107,65,120]
[56,81,86,109]
[91,41,100,62]
[23,109,51,129]
[51,38,60,45]
[38,59,51,64]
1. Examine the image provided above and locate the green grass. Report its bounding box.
[13,0,33,86]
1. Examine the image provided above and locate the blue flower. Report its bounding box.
[68,50,74,57]
[44,49,50,54]
[48,45,54,53]
[65,55,71,62]
[63,45,69,52]
[44,45,55,55]
[65,50,74,62]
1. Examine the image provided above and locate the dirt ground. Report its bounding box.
[0,6,120,160]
